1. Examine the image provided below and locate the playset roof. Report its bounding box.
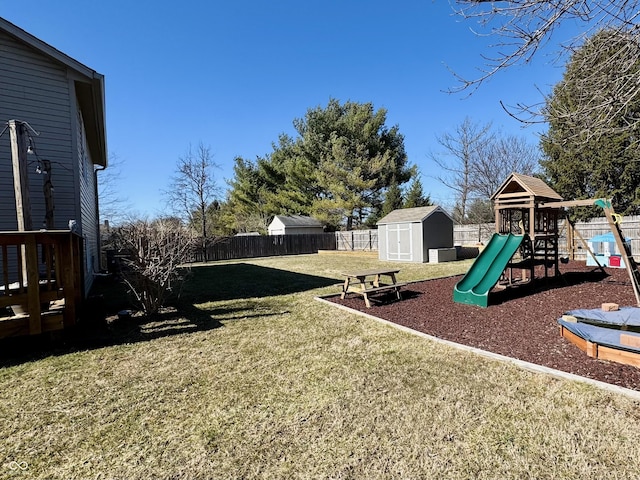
[491,173,563,203]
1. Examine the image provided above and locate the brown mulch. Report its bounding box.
[327,261,640,392]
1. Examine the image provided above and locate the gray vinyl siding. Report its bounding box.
[0,30,76,233]
[0,29,100,296]
[283,227,324,235]
[76,107,98,294]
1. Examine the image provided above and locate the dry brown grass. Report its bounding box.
[1,254,640,479]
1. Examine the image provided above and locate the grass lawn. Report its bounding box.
[2,253,640,479]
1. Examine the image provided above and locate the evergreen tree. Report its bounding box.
[302,99,412,229]
[226,156,263,212]
[380,180,404,216]
[225,98,412,230]
[224,156,272,233]
[540,29,640,218]
[404,177,432,208]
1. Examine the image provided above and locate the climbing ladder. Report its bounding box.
[595,199,640,306]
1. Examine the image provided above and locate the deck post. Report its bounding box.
[42,159,54,229]
[25,235,41,334]
[9,120,33,232]
[9,120,33,284]
[61,233,81,327]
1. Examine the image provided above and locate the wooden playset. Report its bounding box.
[492,173,564,283]
[455,172,640,368]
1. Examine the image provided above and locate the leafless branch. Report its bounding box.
[449,0,640,138]
[97,152,131,225]
[164,142,221,258]
[109,217,195,315]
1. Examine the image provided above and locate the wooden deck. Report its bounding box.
[0,230,83,339]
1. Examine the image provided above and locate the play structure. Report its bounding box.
[454,173,565,307]
[586,232,629,268]
[452,173,640,368]
[453,174,640,308]
[557,199,640,368]
[452,233,525,307]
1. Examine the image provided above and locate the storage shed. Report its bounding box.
[377,206,454,263]
[267,215,324,235]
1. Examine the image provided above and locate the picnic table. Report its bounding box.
[340,268,407,308]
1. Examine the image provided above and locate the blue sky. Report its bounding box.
[2,1,568,218]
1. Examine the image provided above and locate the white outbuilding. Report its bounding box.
[267,215,324,235]
[376,206,455,263]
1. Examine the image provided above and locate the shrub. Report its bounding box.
[108,217,195,315]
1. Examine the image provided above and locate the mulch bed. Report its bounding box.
[327,261,640,392]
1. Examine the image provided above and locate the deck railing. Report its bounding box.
[0,230,83,338]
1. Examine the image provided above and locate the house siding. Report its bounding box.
[267,215,324,235]
[0,30,76,232]
[0,28,102,296]
[284,227,323,235]
[76,107,98,294]
[267,217,285,235]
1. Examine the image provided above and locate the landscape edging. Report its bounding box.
[315,294,640,401]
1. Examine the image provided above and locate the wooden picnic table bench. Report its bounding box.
[340,268,407,308]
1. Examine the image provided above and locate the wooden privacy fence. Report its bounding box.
[196,233,337,262]
[336,230,378,251]
[559,216,640,260]
[453,216,640,260]
[192,216,640,262]
[453,223,496,246]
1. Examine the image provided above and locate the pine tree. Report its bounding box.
[540,30,640,218]
[380,180,404,217]
[225,98,413,230]
[404,177,432,208]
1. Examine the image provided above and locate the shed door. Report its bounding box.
[386,223,412,261]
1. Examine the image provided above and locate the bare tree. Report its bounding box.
[430,117,493,223]
[432,119,540,222]
[470,134,539,200]
[234,211,270,234]
[97,152,130,226]
[166,143,220,259]
[449,1,640,140]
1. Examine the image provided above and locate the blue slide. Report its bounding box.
[453,233,525,308]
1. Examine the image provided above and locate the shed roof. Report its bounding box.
[0,17,107,167]
[491,173,562,202]
[271,215,324,227]
[376,206,451,225]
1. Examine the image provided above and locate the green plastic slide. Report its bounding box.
[453,233,525,308]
